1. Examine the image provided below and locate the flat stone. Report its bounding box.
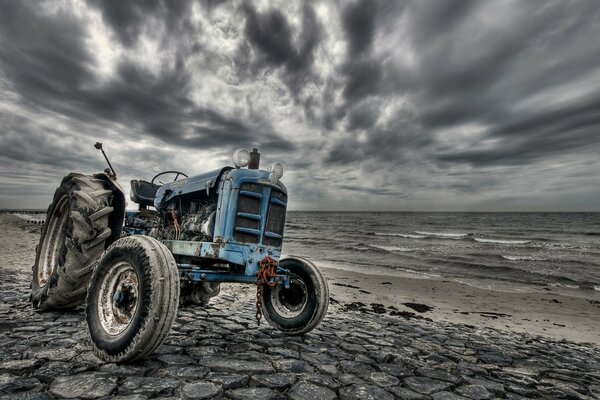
[181,382,222,399]
[273,359,314,373]
[339,384,394,400]
[250,373,296,389]
[156,354,196,365]
[49,373,117,399]
[432,391,469,400]
[387,386,428,399]
[0,373,42,393]
[0,359,41,373]
[404,377,452,395]
[479,352,513,366]
[376,363,412,377]
[99,363,150,377]
[287,382,337,400]
[228,387,283,400]
[206,373,249,389]
[305,374,341,390]
[417,367,460,384]
[339,360,376,376]
[463,377,505,395]
[198,358,274,374]
[156,366,209,379]
[0,393,53,400]
[456,385,494,400]
[120,377,180,397]
[367,371,399,387]
[32,348,78,361]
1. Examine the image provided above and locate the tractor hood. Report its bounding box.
[154,167,233,209]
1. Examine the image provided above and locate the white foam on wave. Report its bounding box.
[12,213,45,223]
[374,232,426,239]
[474,237,530,245]
[548,282,580,290]
[501,255,547,261]
[415,231,468,239]
[372,245,415,252]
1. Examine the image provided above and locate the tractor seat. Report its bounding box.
[130,180,157,207]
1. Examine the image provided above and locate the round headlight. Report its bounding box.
[232,149,250,168]
[270,163,284,178]
[268,172,279,185]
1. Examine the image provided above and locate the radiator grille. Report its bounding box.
[264,190,286,247]
[233,183,287,247]
[233,183,261,244]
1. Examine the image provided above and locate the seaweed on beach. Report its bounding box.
[402,302,434,313]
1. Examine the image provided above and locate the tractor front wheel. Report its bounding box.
[85,236,179,362]
[261,257,329,335]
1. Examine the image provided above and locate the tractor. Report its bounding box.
[30,144,329,362]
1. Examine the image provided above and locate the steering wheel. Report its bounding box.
[151,171,188,188]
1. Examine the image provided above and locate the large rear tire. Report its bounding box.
[261,257,329,335]
[86,236,180,362]
[30,173,114,310]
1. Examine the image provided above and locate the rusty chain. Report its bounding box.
[256,256,278,325]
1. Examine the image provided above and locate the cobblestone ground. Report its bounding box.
[1,216,600,399]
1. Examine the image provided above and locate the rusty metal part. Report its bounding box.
[97,261,139,336]
[171,209,180,240]
[255,256,278,325]
[248,148,260,169]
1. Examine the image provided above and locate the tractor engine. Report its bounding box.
[151,197,218,243]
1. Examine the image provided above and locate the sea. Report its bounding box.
[9,210,600,293]
[282,212,600,293]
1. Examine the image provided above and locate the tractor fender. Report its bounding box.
[94,172,126,247]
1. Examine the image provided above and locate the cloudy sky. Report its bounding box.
[1,0,599,211]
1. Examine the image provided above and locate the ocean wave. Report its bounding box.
[501,255,548,261]
[374,232,426,239]
[548,282,581,290]
[371,245,415,252]
[415,231,469,239]
[473,237,530,245]
[344,245,388,253]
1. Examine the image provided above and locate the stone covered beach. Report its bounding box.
[1,214,600,399]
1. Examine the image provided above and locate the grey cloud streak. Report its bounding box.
[0,0,599,211]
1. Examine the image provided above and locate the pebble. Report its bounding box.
[404,376,453,394]
[287,381,337,400]
[49,373,117,399]
[181,382,222,399]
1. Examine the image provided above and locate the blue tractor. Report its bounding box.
[30,145,329,362]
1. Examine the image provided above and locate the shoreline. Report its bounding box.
[320,264,600,345]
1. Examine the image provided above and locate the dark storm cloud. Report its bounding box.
[238,3,322,95]
[88,0,193,47]
[1,0,599,210]
[0,0,292,162]
[324,0,600,176]
[341,0,377,57]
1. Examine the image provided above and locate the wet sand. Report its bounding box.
[320,265,600,344]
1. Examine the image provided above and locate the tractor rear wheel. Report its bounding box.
[86,235,180,362]
[30,173,114,310]
[261,257,329,335]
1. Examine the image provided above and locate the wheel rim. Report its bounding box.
[37,195,69,287]
[269,275,308,318]
[97,262,139,336]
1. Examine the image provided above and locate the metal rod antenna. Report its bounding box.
[94,142,117,178]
